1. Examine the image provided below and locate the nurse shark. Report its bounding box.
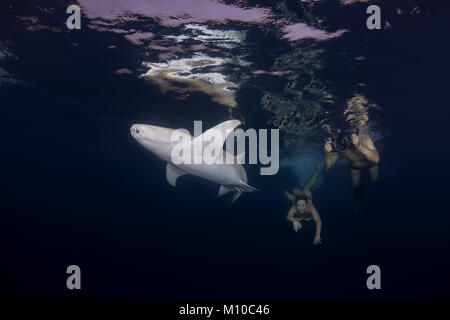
[130,120,258,203]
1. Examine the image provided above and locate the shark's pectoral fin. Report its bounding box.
[166,163,186,187]
[218,185,234,197]
[231,190,242,204]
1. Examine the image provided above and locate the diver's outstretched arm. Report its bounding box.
[310,205,322,244]
[287,207,301,232]
[304,162,321,192]
[286,207,296,223]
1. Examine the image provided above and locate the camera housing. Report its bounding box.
[329,127,359,153]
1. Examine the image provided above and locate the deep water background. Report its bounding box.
[1,0,449,299]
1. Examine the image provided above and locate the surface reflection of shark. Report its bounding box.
[131,120,258,203]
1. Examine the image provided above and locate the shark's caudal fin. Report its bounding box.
[217,181,258,197]
[238,181,259,192]
[218,180,258,204]
[231,190,242,204]
[233,181,258,203]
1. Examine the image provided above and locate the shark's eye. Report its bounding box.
[136,129,140,134]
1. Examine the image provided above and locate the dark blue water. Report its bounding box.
[1,0,449,300]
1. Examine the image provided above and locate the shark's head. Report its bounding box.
[130,124,177,161]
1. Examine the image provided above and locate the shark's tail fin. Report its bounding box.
[231,190,242,204]
[228,181,258,205]
[238,181,259,193]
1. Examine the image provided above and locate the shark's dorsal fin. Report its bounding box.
[235,151,245,164]
[193,120,241,154]
[166,163,186,187]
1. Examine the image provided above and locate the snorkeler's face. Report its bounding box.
[296,200,307,213]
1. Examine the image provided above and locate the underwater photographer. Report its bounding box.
[323,125,380,210]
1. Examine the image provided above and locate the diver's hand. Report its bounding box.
[324,139,333,153]
[351,134,360,146]
[313,234,322,245]
[293,221,301,232]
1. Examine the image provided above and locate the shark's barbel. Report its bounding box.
[130,120,258,203]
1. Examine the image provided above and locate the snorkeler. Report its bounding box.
[323,125,380,209]
[285,163,322,245]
